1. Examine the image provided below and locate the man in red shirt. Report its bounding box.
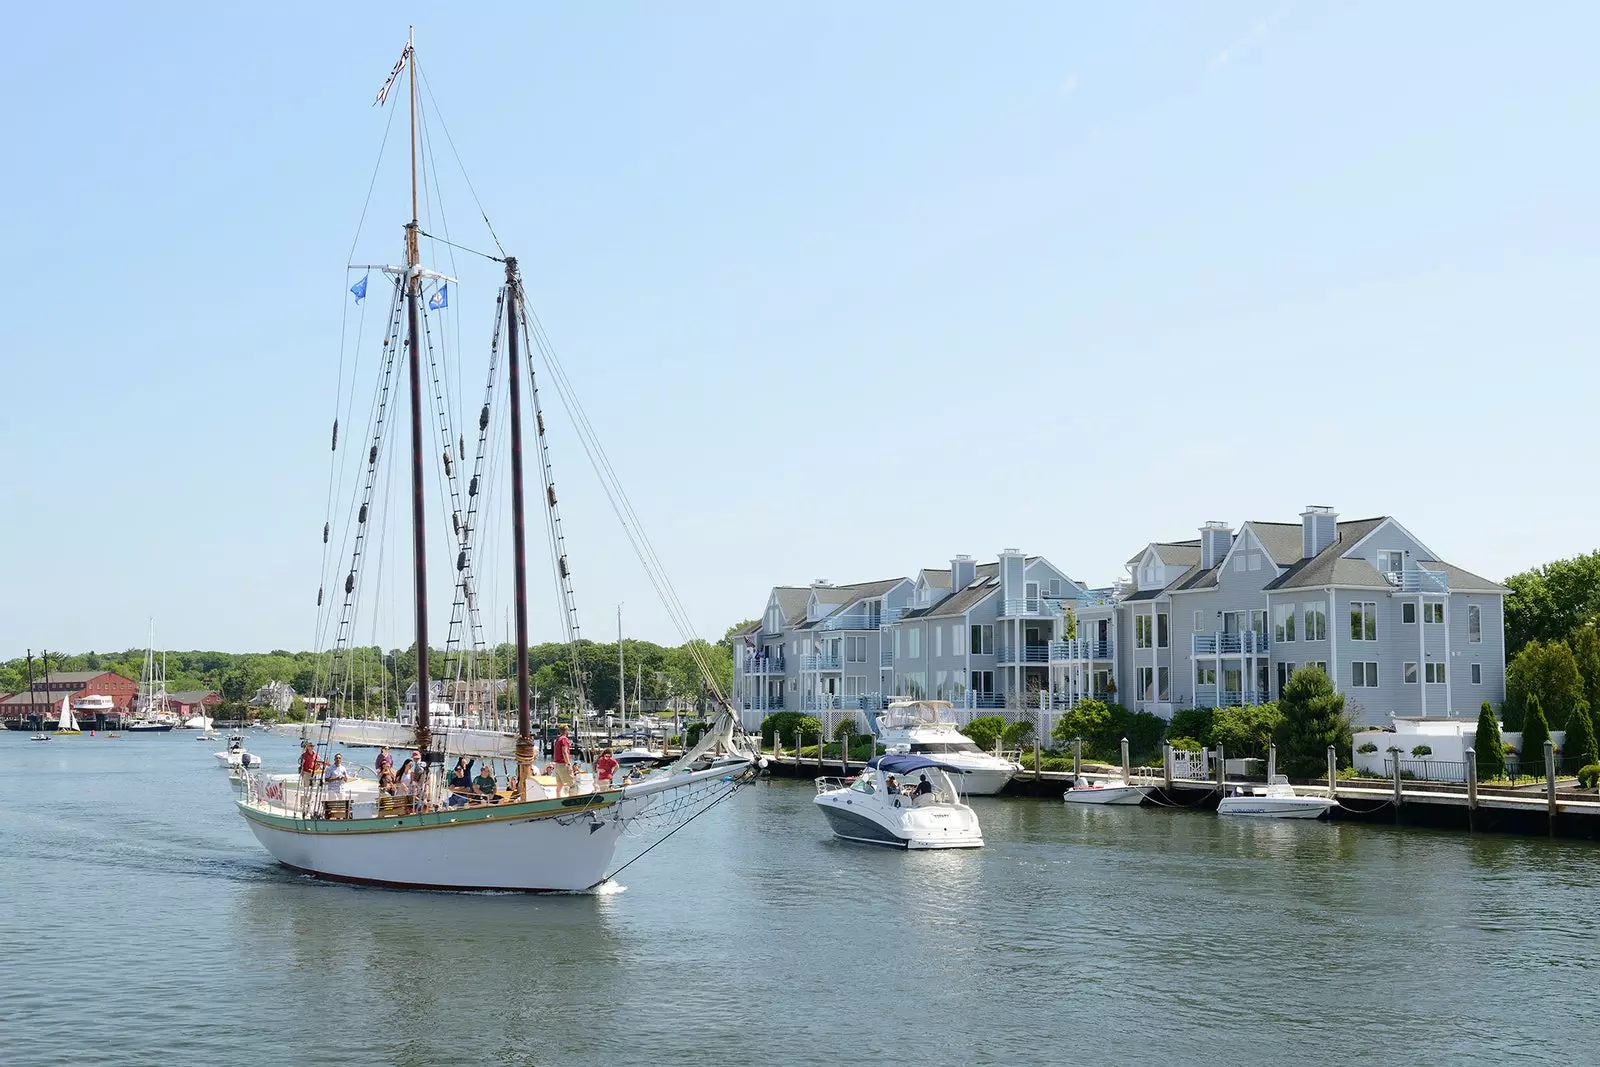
[298,741,317,787]
[552,724,574,797]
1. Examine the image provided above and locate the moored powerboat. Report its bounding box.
[1062,778,1148,805]
[1216,776,1336,819]
[873,700,1019,795]
[215,736,262,769]
[813,754,984,849]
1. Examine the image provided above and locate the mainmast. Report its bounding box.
[504,259,535,795]
[404,25,431,753]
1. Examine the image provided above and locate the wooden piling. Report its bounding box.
[1033,739,1041,780]
[1163,742,1174,791]
[1120,737,1130,785]
[1545,739,1556,831]
[1215,743,1226,792]
[1326,744,1337,800]
[1072,738,1082,780]
[1466,747,1478,831]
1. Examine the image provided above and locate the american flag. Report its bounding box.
[375,44,411,107]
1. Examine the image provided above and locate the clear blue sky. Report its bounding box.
[3,3,1597,657]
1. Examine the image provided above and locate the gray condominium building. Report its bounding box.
[731,507,1508,732]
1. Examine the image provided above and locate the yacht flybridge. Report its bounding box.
[874,700,1019,795]
[813,754,984,849]
[231,29,757,892]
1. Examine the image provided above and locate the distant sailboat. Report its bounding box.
[54,695,82,735]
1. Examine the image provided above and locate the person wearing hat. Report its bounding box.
[297,741,318,790]
[552,724,575,797]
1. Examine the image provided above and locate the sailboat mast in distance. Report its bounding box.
[403,24,431,753]
[504,258,535,794]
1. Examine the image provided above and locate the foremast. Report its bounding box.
[504,258,536,795]
[402,25,432,754]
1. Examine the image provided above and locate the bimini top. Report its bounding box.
[865,754,963,776]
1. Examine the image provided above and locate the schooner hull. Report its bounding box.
[239,799,626,892]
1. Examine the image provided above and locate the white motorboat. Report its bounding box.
[29,733,50,742]
[215,736,262,769]
[74,694,114,727]
[1062,778,1149,805]
[612,746,660,771]
[873,700,1019,795]
[1216,776,1336,819]
[813,755,984,849]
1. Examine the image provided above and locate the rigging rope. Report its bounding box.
[603,770,755,882]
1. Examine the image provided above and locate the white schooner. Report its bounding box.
[234,30,756,892]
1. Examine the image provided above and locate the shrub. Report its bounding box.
[1474,701,1506,780]
[1002,720,1034,748]
[1273,666,1353,777]
[1166,736,1204,753]
[1211,702,1283,761]
[1053,700,1108,751]
[1522,695,1552,766]
[1578,764,1600,789]
[1411,745,1433,758]
[964,715,1006,753]
[1052,700,1164,762]
[1562,702,1599,765]
[832,718,857,742]
[759,712,807,748]
[1358,742,1379,754]
[1167,708,1215,747]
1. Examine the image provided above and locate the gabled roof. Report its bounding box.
[771,587,811,625]
[918,568,953,590]
[30,670,125,685]
[1417,561,1511,594]
[1264,517,1390,590]
[1242,522,1306,567]
[728,619,762,640]
[1126,541,1201,568]
[901,578,1000,619]
[167,690,218,705]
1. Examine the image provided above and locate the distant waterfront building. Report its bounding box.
[249,680,296,714]
[730,506,1508,732]
[0,669,139,726]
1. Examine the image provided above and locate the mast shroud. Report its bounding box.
[504,259,536,794]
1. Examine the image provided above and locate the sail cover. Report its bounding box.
[321,718,519,759]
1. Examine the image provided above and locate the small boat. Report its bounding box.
[813,754,984,849]
[612,746,660,771]
[215,736,261,769]
[1216,776,1336,819]
[53,696,82,735]
[30,733,50,742]
[1062,778,1149,806]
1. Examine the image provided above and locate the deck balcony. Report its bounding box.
[817,612,885,632]
[1049,639,1113,661]
[996,643,1050,665]
[798,654,842,671]
[1389,567,1449,594]
[1191,632,1271,656]
[1191,688,1271,709]
[997,597,1063,618]
[739,696,785,711]
[744,656,786,676]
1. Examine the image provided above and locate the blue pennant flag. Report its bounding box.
[350,274,368,303]
[428,284,448,311]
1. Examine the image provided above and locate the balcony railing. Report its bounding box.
[1191,632,1271,655]
[801,694,885,713]
[798,654,842,671]
[817,613,885,632]
[1049,639,1112,660]
[1075,591,1118,609]
[996,643,1051,664]
[1192,688,1270,709]
[880,647,893,667]
[998,597,1061,618]
[739,697,785,711]
[1389,567,1449,594]
[744,657,786,676]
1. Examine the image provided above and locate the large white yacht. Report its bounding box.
[873,700,1020,796]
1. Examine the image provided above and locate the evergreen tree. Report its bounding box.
[1474,700,1506,780]
[1562,698,1599,766]
[1521,695,1552,776]
[1272,666,1352,778]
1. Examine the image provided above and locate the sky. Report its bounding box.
[3,2,1598,657]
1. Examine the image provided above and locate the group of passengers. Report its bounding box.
[883,773,937,801]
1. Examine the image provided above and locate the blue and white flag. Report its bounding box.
[428,284,448,311]
[351,274,369,303]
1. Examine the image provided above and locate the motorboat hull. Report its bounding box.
[945,766,1015,796]
[125,722,174,733]
[1062,784,1148,806]
[812,794,984,850]
[1216,796,1334,819]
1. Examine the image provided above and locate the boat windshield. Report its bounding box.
[849,775,875,794]
[911,741,983,755]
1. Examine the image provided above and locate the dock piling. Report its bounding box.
[1326,745,1336,800]
[1391,749,1403,822]
[1120,737,1130,785]
[1466,747,1478,830]
[1033,739,1041,781]
[1215,743,1226,793]
[1267,742,1277,783]
[1163,742,1173,791]
[1072,738,1081,780]
[1545,739,1557,829]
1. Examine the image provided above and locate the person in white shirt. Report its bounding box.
[324,753,351,798]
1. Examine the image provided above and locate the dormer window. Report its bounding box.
[1377,550,1404,580]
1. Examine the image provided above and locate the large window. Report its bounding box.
[1425,662,1446,683]
[893,630,900,660]
[970,624,993,655]
[1135,614,1152,649]
[934,670,948,699]
[1251,610,1268,636]
[1424,603,1444,624]
[1377,550,1404,577]
[1274,603,1297,643]
[1351,661,1378,687]
[846,636,866,662]
[1404,662,1418,684]
[1303,601,1327,642]
[908,628,921,658]
[934,627,942,658]
[1402,602,1416,624]
[1158,667,1170,701]
[1137,667,1154,702]
[1468,605,1482,644]
[1196,664,1217,687]
[1223,667,1242,695]
[1350,602,1377,641]
[1157,612,1169,649]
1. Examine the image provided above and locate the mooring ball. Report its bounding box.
[757,757,770,769]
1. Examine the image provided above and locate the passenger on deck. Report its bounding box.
[298,741,317,789]
[915,774,934,797]
[596,749,618,785]
[552,724,575,797]
[378,765,398,795]
[885,774,900,797]
[324,753,350,798]
[473,764,499,801]
[394,758,414,793]
[375,746,393,777]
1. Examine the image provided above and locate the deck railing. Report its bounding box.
[996,643,1051,664]
[744,657,786,676]
[1048,639,1112,660]
[1191,632,1271,655]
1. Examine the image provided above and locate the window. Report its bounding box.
[1468,605,1482,644]
[1157,613,1169,648]
[1351,661,1378,687]
[846,636,866,663]
[1309,661,1327,675]
[1137,667,1154,702]
[893,630,900,660]
[1196,663,1217,687]
[1135,614,1152,649]
[934,670,948,699]
[973,670,994,695]
[1234,555,1246,573]
[908,628,921,658]
[934,627,942,658]
[1050,579,1063,596]
[1350,602,1377,641]
[1404,662,1418,684]
[1251,610,1268,636]
[1303,601,1327,642]
[1223,667,1242,695]
[1402,602,1416,624]
[1158,667,1170,701]
[1377,550,1404,577]
[954,625,965,655]
[1249,553,1262,571]
[1026,581,1040,600]
[971,625,993,655]
[1194,611,1204,632]
[954,669,968,696]
[1425,662,1446,684]
[1424,603,1444,624]
[844,675,864,696]
[1471,663,1482,684]
[1274,603,1297,643]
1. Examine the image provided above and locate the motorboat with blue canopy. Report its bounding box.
[814,754,984,850]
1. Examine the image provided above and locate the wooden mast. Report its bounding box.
[404,25,431,753]
[504,259,536,795]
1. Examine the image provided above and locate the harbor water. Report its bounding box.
[3,732,1598,1066]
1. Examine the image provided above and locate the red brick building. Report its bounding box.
[0,670,138,725]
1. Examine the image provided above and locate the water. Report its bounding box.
[3,732,1598,1066]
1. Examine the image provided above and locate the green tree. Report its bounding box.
[1570,624,1600,721]
[1272,666,1352,778]
[1561,698,1599,766]
[1002,720,1034,748]
[1052,699,1110,753]
[964,715,1007,753]
[1474,701,1506,780]
[1504,551,1600,656]
[1209,702,1283,761]
[1521,695,1552,772]
[1505,639,1588,731]
[1167,707,1215,747]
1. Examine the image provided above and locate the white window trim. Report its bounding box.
[1467,604,1482,643]
[1471,663,1482,684]
[1404,661,1417,684]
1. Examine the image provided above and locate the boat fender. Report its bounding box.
[369,444,378,466]
[893,798,901,807]
[479,404,490,431]
[358,503,368,524]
